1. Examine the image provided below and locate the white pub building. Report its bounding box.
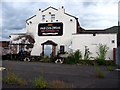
[10,6,117,60]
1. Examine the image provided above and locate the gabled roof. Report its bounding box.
[42,6,78,19]
[79,26,119,34]
[42,6,58,12]
[26,6,78,24]
[77,26,120,46]
[104,26,119,33]
[26,6,58,24]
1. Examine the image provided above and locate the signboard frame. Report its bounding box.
[38,22,63,36]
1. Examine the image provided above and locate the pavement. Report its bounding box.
[2,60,120,88]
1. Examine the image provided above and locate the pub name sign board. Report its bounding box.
[38,23,63,36]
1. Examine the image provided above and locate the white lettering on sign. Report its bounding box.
[41,30,59,33]
[40,26,61,30]
[40,27,45,29]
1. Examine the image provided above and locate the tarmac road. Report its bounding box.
[2,60,119,88]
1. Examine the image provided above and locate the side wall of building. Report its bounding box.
[72,34,117,60]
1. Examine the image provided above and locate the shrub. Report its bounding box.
[65,50,82,64]
[79,60,95,65]
[96,59,106,65]
[50,55,57,62]
[106,60,115,66]
[40,56,51,63]
[96,44,109,65]
[65,56,75,64]
[83,46,93,60]
[74,50,82,61]
[33,76,48,88]
[96,44,109,60]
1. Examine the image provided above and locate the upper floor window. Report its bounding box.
[51,14,55,20]
[42,15,45,21]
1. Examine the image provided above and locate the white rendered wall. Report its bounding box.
[31,36,72,56]
[26,7,77,56]
[10,35,20,41]
[72,34,117,60]
[10,34,26,44]
[26,7,76,37]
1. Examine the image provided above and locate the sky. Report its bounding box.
[0,0,119,41]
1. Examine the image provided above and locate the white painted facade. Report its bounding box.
[10,6,117,60]
[26,7,78,56]
[9,34,24,54]
[72,34,117,60]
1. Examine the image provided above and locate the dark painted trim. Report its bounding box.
[26,7,79,25]
[42,6,78,20]
[41,40,57,46]
[64,13,78,19]
[26,15,36,24]
[38,22,63,36]
[42,6,58,12]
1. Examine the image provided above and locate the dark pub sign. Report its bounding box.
[38,23,63,36]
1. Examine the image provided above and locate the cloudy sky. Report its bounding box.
[1,0,119,41]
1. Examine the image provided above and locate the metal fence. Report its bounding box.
[116,46,120,68]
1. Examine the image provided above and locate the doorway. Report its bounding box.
[44,45,52,57]
[41,40,57,57]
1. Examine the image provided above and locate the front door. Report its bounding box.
[44,45,52,57]
[41,40,57,57]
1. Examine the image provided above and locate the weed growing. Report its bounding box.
[106,66,115,71]
[50,80,74,88]
[3,71,27,86]
[33,76,48,88]
[94,64,105,78]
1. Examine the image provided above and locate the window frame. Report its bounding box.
[51,14,55,20]
[42,15,45,21]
